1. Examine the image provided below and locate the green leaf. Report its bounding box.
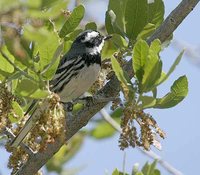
[112,34,128,49]
[0,70,6,80]
[16,79,39,97]
[23,25,49,43]
[148,160,157,175]
[119,172,129,175]
[105,10,115,34]
[29,89,49,99]
[59,5,85,38]
[105,10,126,37]
[147,0,164,27]
[90,109,122,139]
[133,40,149,82]
[112,169,120,175]
[132,163,140,174]
[64,29,83,42]
[0,135,6,140]
[108,0,127,30]
[139,40,162,92]
[125,0,164,40]
[125,0,148,40]
[105,0,127,36]
[0,45,15,73]
[139,96,156,109]
[150,39,161,54]
[155,71,166,86]
[136,0,164,40]
[137,23,156,40]
[20,39,35,65]
[111,56,131,87]
[85,22,97,30]
[136,173,144,175]
[41,0,61,8]
[111,56,135,100]
[102,33,127,59]
[90,119,118,139]
[63,40,73,54]
[0,0,19,13]
[154,75,188,108]
[24,0,41,8]
[8,101,24,123]
[156,50,184,85]
[154,169,161,175]
[112,56,136,100]
[23,25,61,73]
[101,39,118,59]
[41,43,63,80]
[141,59,162,93]
[141,160,158,175]
[142,162,150,175]
[111,108,123,119]
[27,0,69,19]
[38,32,60,71]
[152,88,157,98]
[140,43,162,92]
[15,78,49,99]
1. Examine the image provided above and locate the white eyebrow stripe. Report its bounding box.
[82,31,99,42]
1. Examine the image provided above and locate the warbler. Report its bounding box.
[11,30,112,147]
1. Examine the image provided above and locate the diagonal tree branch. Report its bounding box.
[16,0,200,174]
[147,0,200,44]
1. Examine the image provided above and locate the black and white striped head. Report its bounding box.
[72,30,112,55]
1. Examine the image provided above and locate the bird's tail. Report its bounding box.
[10,94,61,148]
[10,112,37,147]
[10,101,39,148]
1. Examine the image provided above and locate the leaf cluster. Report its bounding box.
[112,160,161,175]
[104,0,188,150]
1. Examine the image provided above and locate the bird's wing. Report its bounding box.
[50,54,83,93]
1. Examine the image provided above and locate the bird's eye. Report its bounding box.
[80,35,85,41]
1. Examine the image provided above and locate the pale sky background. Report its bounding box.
[1,1,200,175]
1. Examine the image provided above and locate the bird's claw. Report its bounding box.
[77,96,94,108]
[62,102,74,112]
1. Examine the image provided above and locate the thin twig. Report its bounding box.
[100,108,183,175]
[0,51,36,82]
[100,108,121,132]
[123,151,126,175]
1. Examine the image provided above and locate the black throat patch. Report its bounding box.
[83,53,101,67]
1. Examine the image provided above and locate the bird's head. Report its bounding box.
[72,30,112,55]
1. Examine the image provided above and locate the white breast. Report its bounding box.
[58,64,101,102]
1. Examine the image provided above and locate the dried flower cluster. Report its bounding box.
[0,84,14,133]
[119,105,165,150]
[90,59,113,94]
[6,93,65,174]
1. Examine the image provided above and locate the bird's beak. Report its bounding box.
[104,35,112,41]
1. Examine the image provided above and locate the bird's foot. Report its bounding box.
[62,102,74,112]
[77,96,94,108]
